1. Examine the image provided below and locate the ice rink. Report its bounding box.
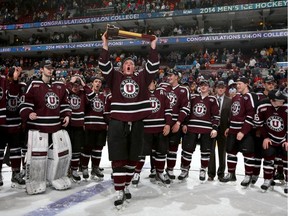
[0,145,287,216]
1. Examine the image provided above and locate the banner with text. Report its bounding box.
[0,1,286,31]
[0,30,286,54]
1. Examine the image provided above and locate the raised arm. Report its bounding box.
[150,35,158,50]
[102,31,108,51]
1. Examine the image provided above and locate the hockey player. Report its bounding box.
[254,89,287,193]
[81,75,107,181]
[220,77,257,187]
[132,79,173,187]
[66,75,95,182]
[99,31,159,208]
[19,60,72,194]
[252,76,277,185]
[163,70,190,180]
[178,79,220,182]
[0,66,25,188]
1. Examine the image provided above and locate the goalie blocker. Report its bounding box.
[26,130,72,195]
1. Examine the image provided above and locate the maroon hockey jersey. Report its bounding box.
[84,91,107,131]
[228,92,256,135]
[163,84,190,124]
[186,94,220,134]
[20,79,72,133]
[255,99,288,146]
[67,83,95,127]
[256,92,268,102]
[143,86,173,133]
[98,48,159,122]
[1,81,26,133]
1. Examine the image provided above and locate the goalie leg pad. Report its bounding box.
[25,130,48,195]
[26,181,47,195]
[47,130,72,190]
[52,176,71,190]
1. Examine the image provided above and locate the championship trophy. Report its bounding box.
[106,24,156,41]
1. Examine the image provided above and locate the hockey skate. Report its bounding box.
[178,169,189,181]
[11,172,26,189]
[71,170,81,183]
[199,168,206,182]
[251,175,259,185]
[124,186,132,202]
[131,173,140,187]
[155,172,171,187]
[273,172,285,185]
[165,168,175,180]
[219,173,237,184]
[91,167,104,181]
[149,169,156,178]
[114,190,126,209]
[82,168,89,181]
[240,175,252,187]
[261,179,274,192]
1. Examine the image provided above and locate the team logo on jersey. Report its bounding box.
[92,97,104,112]
[193,103,207,117]
[120,79,139,98]
[266,116,284,132]
[167,92,177,107]
[231,101,241,116]
[7,97,18,112]
[45,92,59,109]
[69,94,81,110]
[149,96,161,113]
[0,87,3,100]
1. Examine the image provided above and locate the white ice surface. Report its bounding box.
[0,145,287,216]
